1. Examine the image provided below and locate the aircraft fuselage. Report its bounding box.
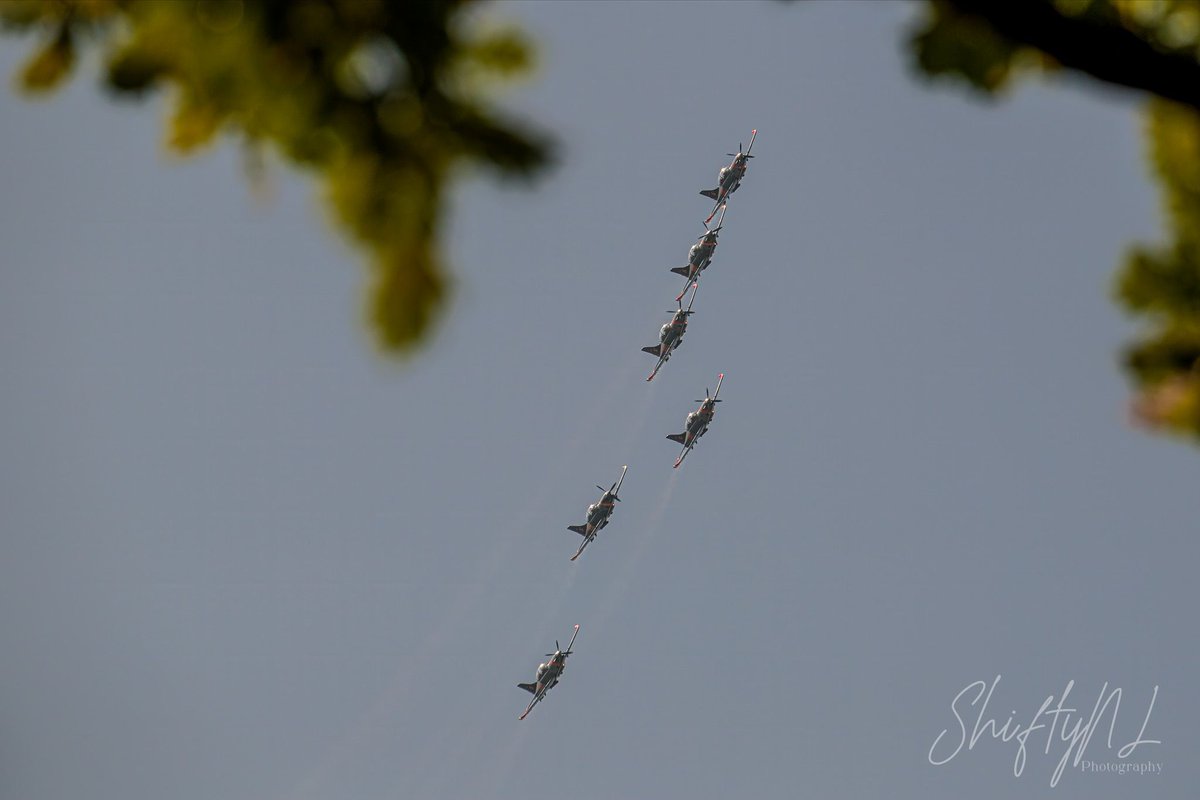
[661,314,688,345]
[685,405,714,443]
[688,239,717,270]
[586,497,615,530]
[718,159,748,196]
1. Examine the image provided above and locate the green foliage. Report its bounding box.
[9,0,1200,441]
[909,0,1033,95]
[908,0,1200,442]
[2,0,552,353]
[1110,0,1200,58]
[1117,100,1200,436]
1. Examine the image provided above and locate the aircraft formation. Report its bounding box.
[517,131,756,720]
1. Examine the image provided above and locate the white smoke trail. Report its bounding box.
[284,308,683,800]
[586,469,679,643]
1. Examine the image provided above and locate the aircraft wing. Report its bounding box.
[519,688,544,720]
[673,443,692,469]
[705,197,724,225]
[647,353,669,382]
[519,674,563,719]
[569,532,594,562]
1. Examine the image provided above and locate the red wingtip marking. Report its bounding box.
[718,373,724,379]
[751,129,757,134]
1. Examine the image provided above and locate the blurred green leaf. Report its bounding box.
[1119,245,1200,316]
[909,1,1027,95]
[18,26,73,92]
[3,0,552,354]
[462,28,534,77]
[910,0,1200,443]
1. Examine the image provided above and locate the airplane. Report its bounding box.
[517,624,580,720]
[567,465,627,561]
[642,283,698,382]
[701,129,756,224]
[670,205,725,302]
[667,373,724,469]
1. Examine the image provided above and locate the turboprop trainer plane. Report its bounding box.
[642,284,698,382]
[517,624,580,720]
[671,206,725,302]
[701,129,756,223]
[567,466,627,561]
[667,373,724,469]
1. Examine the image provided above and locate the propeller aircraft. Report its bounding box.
[567,466,628,561]
[642,283,698,382]
[667,373,724,469]
[701,129,756,224]
[670,205,725,302]
[517,624,580,720]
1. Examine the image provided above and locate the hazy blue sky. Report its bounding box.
[1,3,1195,799]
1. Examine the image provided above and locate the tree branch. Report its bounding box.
[946,0,1200,109]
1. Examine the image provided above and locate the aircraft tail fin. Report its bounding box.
[518,682,538,695]
[700,188,719,201]
[670,266,691,277]
[641,345,661,356]
[567,524,588,536]
[666,433,686,445]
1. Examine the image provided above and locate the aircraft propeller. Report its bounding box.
[696,373,725,404]
[595,482,621,501]
[728,128,757,160]
[669,282,700,316]
[545,625,581,658]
